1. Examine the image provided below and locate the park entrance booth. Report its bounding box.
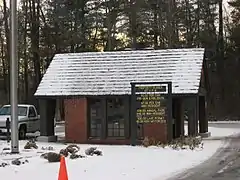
[34,48,210,144]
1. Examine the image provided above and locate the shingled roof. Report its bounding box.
[35,48,205,96]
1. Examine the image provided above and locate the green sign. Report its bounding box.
[135,84,168,123]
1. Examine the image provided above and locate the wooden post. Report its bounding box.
[130,83,137,146]
[199,96,208,133]
[39,99,56,136]
[187,96,198,136]
[175,97,184,138]
[167,83,173,142]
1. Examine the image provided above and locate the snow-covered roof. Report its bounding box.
[34,48,205,96]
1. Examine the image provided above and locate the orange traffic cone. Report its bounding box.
[58,156,68,180]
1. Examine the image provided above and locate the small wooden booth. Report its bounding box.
[34,48,210,144]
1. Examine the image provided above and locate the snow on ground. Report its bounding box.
[184,121,240,124]
[185,125,240,138]
[207,127,240,138]
[0,125,239,180]
[208,121,240,124]
[0,140,224,180]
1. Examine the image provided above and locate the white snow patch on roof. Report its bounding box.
[35,48,205,96]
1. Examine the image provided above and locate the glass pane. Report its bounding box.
[108,123,113,128]
[97,123,101,128]
[108,129,113,137]
[119,123,124,129]
[91,129,96,137]
[119,129,125,137]
[113,129,119,136]
[113,122,119,128]
[96,129,101,137]
[91,123,96,128]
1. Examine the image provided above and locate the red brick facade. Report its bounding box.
[64,98,168,144]
[143,123,167,143]
[64,98,87,143]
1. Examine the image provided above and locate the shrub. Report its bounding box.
[141,136,203,150]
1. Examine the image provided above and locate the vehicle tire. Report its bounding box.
[19,125,27,140]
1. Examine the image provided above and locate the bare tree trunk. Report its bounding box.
[106,6,112,51]
[105,1,118,51]
[185,0,193,47]
[167,0,173,48]
[129,0,137,49]
[30,0,41,91]
[157,4,164,48]
[80,0,87,51]
[218,0,225,100]
[0,21,7,96]
[172,0,178,46]
[0,37,7,96]
[3,0,10,101]
[70,21,75,52]
[196,0,201,47]
[153,2,158,48]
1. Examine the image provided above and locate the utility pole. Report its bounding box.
[10,0,19,154]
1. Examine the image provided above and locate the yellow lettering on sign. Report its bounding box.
[135,86,168,124]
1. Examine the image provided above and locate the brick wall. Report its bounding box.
[64,98,87,143]
[143,123,167,143]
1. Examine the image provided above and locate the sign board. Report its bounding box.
[133,82,171,124]
[130,82,172,145]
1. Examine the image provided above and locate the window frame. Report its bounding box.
[87,96,130,140]
[28,107,36,117]
[87,98,103,139]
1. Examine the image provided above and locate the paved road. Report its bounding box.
[167,134,240,180]
[208,122,240,129]
[183,122,240,129]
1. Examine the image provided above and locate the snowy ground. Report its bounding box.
[184,125,240,138]
[0,125,240,180]
[204,127,240,138]
[184,120,240,124]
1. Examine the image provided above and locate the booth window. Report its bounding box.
[89,99,102,138]
[106,98,125,137]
